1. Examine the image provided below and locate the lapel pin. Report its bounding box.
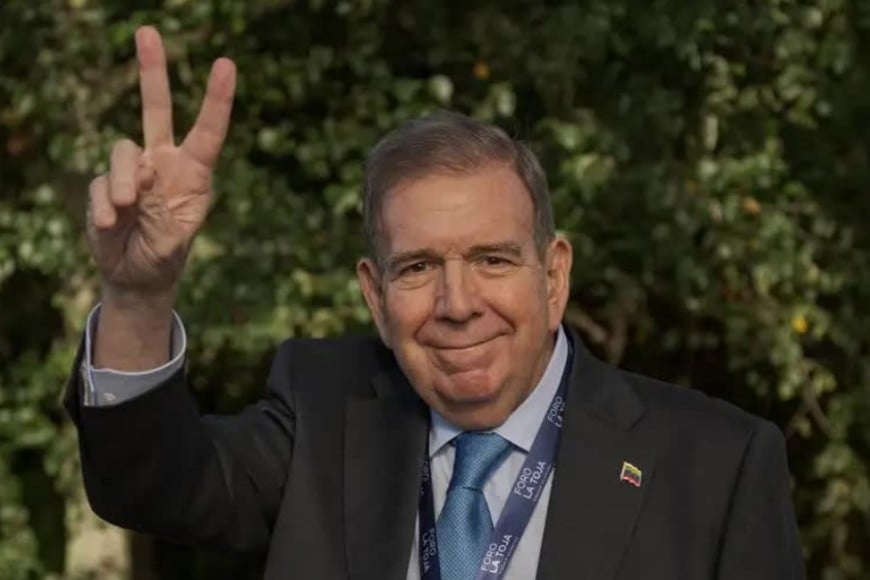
[619,461,642,488]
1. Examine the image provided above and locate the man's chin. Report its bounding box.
[434,369,498,404]
[430,376,514,430]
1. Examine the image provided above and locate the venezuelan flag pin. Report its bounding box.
[619,461,642,487]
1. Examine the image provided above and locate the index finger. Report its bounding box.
[136,26,174,148]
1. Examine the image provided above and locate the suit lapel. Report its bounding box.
[537,336,658,579]
[344,365,428,580]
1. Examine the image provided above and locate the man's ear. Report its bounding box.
[545,236,573,332]
[357,257,391,347]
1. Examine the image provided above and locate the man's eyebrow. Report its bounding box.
[385,249,440,271]
[465,242,523,258]
[385,242,524,271]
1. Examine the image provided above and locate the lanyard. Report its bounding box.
[418,343,573,580]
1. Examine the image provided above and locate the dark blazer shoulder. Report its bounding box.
[620,369,774,452]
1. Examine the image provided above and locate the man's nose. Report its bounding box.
[434,259,480,323]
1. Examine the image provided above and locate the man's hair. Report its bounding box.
[362,111,555,268]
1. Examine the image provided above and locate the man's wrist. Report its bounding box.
[100,281,179,314]
[94,284,178,371]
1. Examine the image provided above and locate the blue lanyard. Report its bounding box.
[418,343,573,580]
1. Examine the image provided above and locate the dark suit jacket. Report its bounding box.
[65,329,804,579]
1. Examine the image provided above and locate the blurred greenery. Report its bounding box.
[1,0,869,577]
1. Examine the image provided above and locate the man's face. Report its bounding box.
[358,163,572,430]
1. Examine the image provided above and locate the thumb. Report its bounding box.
[135,161,165,216]
[136,162,157,193]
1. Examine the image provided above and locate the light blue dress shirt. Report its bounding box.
[83,307,569,579]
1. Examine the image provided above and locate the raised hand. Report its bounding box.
[87,26,236,297]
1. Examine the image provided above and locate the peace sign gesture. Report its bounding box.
[87,26,236,298]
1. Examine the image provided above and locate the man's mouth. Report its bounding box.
[429,336,502,373]
[431,337,495,350]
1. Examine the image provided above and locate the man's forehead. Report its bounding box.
[383,226,535,260]
[383,171,533,224]
[374,166,536,262]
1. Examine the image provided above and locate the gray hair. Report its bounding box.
[362,111,555,268]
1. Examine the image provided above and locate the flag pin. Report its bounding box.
[619,461,642,487]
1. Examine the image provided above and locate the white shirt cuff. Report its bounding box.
[80,304,186,406]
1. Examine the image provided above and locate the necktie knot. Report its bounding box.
[450,432,512,492]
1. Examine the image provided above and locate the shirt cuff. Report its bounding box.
[80,304,186,407]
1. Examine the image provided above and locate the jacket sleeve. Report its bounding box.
[64,336,297,554]
[715,419,805,579]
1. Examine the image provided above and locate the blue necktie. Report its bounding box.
[437,432,512,580]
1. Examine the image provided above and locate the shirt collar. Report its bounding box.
[429,325,570,456]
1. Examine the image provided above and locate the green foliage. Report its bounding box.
[1,0,868,577]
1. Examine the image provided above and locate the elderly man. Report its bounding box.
[66,26,804,579]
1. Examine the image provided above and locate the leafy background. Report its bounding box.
[1,0,868,578]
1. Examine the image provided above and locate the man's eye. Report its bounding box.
[475,255,516,275]
[481,255,512,267]
[400,261,429,276]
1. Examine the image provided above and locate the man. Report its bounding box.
[66,26,804,579]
